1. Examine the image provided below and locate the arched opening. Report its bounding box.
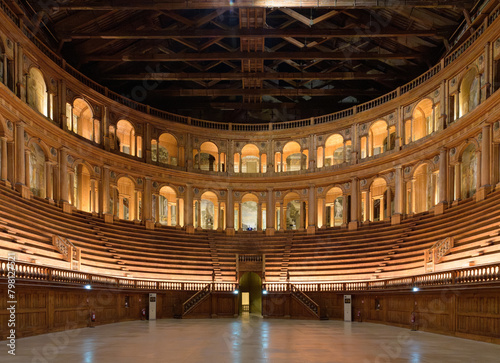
[240,144,260,173]
[459,68,480,118]
[284,192,302,230]
[75,164,92,212]
[370,178,387,222]
[27,68,48,117]
[325,187,343,227]
[241,193,258,231]
[239,272,262,315]
[116,120,139,156]
[159,186,177,226]
[325,134,344,166]
[413,164,436,213]
[369,120,388,156]
[195,142,219,171]
[408,99,434,144]
[199,191,218,230]
[283,141,306,172]
[72,98,99,143]
[461,144,477,199]
[156,133,178,166]
[29,143,46,198]
[117,177,136,221]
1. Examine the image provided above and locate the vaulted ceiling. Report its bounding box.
[14,0,488,123]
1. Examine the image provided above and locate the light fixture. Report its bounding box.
[262,289,268,295]
[412,287,419,292]
[233,289,239,294]
[84,285,92,290]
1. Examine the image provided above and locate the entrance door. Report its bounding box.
[238,272,262,315]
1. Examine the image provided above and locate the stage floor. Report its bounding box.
[2,315,499,363]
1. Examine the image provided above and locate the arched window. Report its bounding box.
[157,133,178,166]
[459,68,480,118]
[194,142,220,171]
[116,120,141,157]
[29,143,46,198]
[325,134,344,166]
[241,193,258,230]
[282,141,307,172]
[461,144,477,199]
[369,178,387,222]
[284,192,303,230]
[75,164,92,212]
[198,191,218,230]
[70,98,100,143]
[116,177,136,221]
[239,144,262,173]
[27,68,48,117]
[413,164,437,213]
[406,99,434,144]
[368,120,388,156]
[325,187,343,227]
[159,186,177,226]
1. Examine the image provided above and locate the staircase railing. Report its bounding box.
[425,237,454,272]
[182,283,211,316]
[52,235,81,270]
[291,284,320,318]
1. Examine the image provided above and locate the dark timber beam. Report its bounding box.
[63,28,442,41]
[53,1,473,11]
[152,88,381,97]
[85,51,420,62]
[104,72,391,81]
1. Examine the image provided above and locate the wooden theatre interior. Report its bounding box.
[0,0,500,345]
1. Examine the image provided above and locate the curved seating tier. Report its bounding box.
[1,183,499,283]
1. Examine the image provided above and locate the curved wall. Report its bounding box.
[0,5,500,270]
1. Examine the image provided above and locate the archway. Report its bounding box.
[239,272,262,315]
[461,144,477,199]
[325,134,344,166]
[369,120,388,156]
[27,68,47,116]
[241,193,258,230]
[459,68,480,117]
[159,186,177,226]
[325,187,343,227]
[29,143,46,198]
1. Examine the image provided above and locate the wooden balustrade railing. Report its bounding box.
[52,235,81,270]
[182,284,211,315]
[1,258,499,292]
[290,284,320,317]
[424,237,454,272]
[0,0,497,132]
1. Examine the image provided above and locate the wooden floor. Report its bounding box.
[2,316,500,363]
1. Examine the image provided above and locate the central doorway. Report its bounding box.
[238,272,262,315]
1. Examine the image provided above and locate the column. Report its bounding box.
[342,194,349,225]
[257,202,262,231]
[322,199,327,228]
[266,188,275,235]
[386,188,392,219]
[394,166,403,214]
[143,177,152,223]
[238,202,242,231]
[439,80,447,130]
[91,179,97,213]
[280,202,285,231]
[410,179,416,213]
[437,149,447,204]
[176,198,181,227]
[481,124,491,187]
[454,164,461,201]
[118,194,124,219]
[59,147,68,204]
[185,183,193,231]
[24,149,30,189]
[226,187,234,234]
[45,162,53,201]
[102,166,111,214]
[1,136,7,181]
[197,199,202,229]
[134,190,139,220]
[307,185,316,233]
[155,194,160,222]
[15,121,25,187]
[69,171,75,205]
[349,177,359,229]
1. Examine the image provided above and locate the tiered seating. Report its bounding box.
[1,182,499,283]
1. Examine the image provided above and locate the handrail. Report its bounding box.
[1,259,499,292]
[425,237,454,272]
[0,0,497,131]
[182,283,211,315]
[291,284,319,317]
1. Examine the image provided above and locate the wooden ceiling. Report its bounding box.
[15,0,484,122]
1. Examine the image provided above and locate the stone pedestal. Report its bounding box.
[391,214,402,225]
[265,228,275,236]
[225,227,235,236]
[61,201,73,215]
[145,220,155,230]
[433,202,447,215]
[186,225,195,234]
[475,186,490,202]
[307,226,316,235]
[348,221,358,231]
[103,213,114,224]
[15,184,30,199]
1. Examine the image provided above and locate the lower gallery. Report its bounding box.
[1,0,500,362]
